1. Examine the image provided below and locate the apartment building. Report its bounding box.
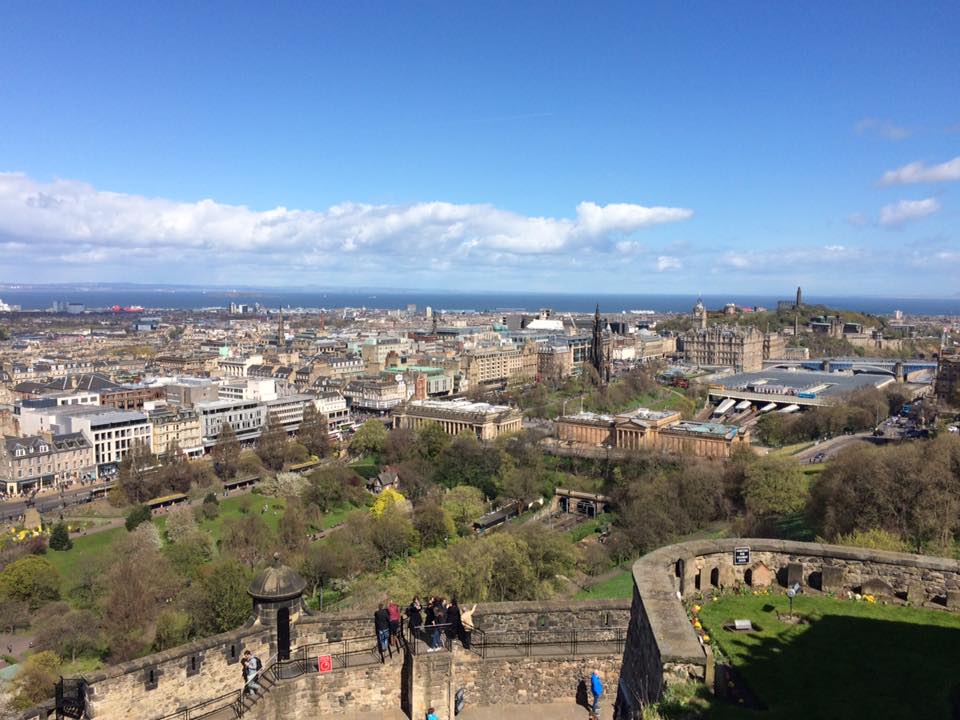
[1,432,95,494]
[55,408,153,467]
[147,406,203,457]
[462,342,537,388]
[195,398,266,446]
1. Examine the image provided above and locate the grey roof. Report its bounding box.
[248,559,307,601]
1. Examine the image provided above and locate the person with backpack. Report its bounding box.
[243,650,262,696]
[590,670,604,720]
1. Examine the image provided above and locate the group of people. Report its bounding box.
[374,596,477,656]
[406,595,476,652]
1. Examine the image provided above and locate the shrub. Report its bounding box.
[48,522,73,551]
[125,504,152,532]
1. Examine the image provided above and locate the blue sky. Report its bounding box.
[0,1,958,294]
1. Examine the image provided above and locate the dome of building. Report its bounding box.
[248,555,307,602]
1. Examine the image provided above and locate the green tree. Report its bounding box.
[433,434,502,497]
[297,402,330,458]
[11,651,61,710]
[191,560,251,635]
[125,504,152,532]
[413,501,455,548]
[256,412,289,471]
[415,422,451,460]
[48,521,72,551]
[210,422,240,479]
[349,419,388,457]
[442,485,487,535]
[0,555,61,610]
[743,456,808,518]
[154,608,191,651]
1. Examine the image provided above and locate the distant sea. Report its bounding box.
[1,288,958,316]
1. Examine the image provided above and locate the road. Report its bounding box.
[793,432,873,462]
[0,482,115,523]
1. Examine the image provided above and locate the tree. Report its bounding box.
[0,555,60,610]
[220,514,272,568]
[256,412,289,471]
[433,434,502,497]
[211,422,240,479]
[164,532,213,577]
[190,560,251,635]
[297,402,330,458]
[442,485,486,535]
[743,456,808,518]
[279,504,307,553]
[48,521,72,551]
[413,501,455,548]
[368,506,418,562]
[33,604,102,662]
[11,651,61,710]
[0,599,30,633]
[165,504,199,543]
[415,422,451,461]
[125,504,152,532]
[154,608,191,651]
[117,441,158,503]
[302,465,365,512]
[349,420,388,457]
[301,540,351,598]
[370,487,406,518]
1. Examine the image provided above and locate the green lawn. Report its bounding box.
[46,526,124,590]
[348,456,380,479]
[574,568,634,600]
[770,440,816,456]
[695,593,960,719]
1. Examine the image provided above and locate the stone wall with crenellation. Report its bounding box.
[613,538,960,719]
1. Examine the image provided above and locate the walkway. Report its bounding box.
[460,703,612,720]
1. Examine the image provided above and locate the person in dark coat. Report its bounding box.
[445,597,462,644]
[406,596,423,638]
[374,603,392,659]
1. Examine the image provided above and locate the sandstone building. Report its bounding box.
[393,399,522,440]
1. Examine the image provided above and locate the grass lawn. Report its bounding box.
[696,593,960,719]
[349,456,380,479]
[770,440,816,456]
[46,526,125,590]
[574,568,633,600]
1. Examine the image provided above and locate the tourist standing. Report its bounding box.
[407,595,423,638]
[374,603,392,659]
[460,603,477,650]
[590,670,603,720]
[387,600,402,650]
[445,597,462,644]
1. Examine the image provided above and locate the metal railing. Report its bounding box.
[405,623,628,660]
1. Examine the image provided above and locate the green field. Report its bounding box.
[693,593,960,719]
[574,568,633,600]
[46,526,124,589]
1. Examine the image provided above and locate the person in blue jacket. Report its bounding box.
[590,670,604,719]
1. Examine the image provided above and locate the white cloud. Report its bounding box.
[0,173,693,276]
[878,197,941,227]
[656,255,681,271]
[879,156,960,185]
[855,117,911,140]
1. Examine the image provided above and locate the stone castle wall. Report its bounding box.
[17,599,629,720]
[614,538,960,718]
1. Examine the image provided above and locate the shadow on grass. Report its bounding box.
[710,614,960,719]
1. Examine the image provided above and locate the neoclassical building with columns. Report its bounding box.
[392,399,522,440]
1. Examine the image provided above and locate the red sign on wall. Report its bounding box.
[318,655,333,673]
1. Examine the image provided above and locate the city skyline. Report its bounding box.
[1,2,959,293]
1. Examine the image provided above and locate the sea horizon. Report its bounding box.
[1,285,958,316]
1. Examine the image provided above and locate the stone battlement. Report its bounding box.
[614,538,960,717]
